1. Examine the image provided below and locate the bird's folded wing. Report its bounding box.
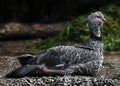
[73,44,95,50]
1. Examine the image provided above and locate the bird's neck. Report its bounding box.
[90,31,102,41]
[87,37,103,52]
[86,29,103,52]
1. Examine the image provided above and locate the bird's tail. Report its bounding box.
[17,54,35,65]
[5,65,43,78]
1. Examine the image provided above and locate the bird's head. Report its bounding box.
[84,11,106,23]
[84,11,106,37]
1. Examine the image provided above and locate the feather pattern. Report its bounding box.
[6,11,106,78]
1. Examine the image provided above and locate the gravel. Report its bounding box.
[0,54,120,86]
[0,76,120,86]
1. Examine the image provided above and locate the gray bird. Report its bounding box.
[6,11,106,78]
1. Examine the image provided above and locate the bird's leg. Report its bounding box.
[0,61,3,64]
[41,64,65,75]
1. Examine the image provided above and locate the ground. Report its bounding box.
[0,49,120,79]
[0,53,120,85]
[0,40,120,85]
[0,40,120,79]
[97,52,120,79]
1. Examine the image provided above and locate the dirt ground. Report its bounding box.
[0,40,120,80]
[0,53,120,80]
[97,53,120,79]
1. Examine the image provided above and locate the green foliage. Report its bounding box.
[101,5,120,51]
[59,15,89,43]
[33,5,120,51]
[33,16,89,50]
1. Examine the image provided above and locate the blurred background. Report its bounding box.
[0,0,120,55]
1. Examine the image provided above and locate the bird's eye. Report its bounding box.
[96,16,102,18]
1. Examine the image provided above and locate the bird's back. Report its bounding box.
[48,44,103,68]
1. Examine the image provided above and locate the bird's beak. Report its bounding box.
[102,18,106,22]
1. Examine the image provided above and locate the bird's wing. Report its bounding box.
[6,65,44,78]
[17,54,35,65]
